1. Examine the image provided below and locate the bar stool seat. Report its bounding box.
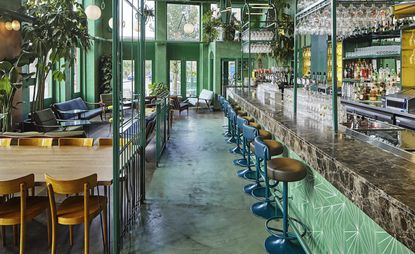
[237,111,248,117]
[249,122,261,129]
[259,129,272,139]
[243,116,255,122]
[264,157,307,254]
[267,158,307,182]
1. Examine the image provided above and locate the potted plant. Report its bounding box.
[0,50,35,131]
[269,0,294,65]
[22,0,91,112]
[202,10,221,43]
[149,82,169,97]
[222,12,240,42]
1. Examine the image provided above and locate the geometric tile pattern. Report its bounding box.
[275,146,414,254]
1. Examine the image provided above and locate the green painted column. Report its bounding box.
[155,1,168,85]
[199,3,210,94]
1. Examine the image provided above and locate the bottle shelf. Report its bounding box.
[343,54,400,60]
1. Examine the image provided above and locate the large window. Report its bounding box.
[29,60,52,101]
[122,60,134,99]
[73,48,80,94]
[186,61,197,97]
[167,4,200,41]
[169,60,181,96]
[121,0,155,39]
[145,60,152,96]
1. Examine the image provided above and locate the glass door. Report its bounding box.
[186,61,197,97]
[169,60,181,96]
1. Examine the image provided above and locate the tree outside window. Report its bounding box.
[167,4,200,41]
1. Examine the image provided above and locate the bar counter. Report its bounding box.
[228,87,415,253]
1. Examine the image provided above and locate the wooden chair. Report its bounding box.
[0,174,50,254]
[0,138,12,147]
[169,96,189,115]
[58,138,93,147]
[97,138,112,146]
[45,174,107,254]
[18,138,53,147]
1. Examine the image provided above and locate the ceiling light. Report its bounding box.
[108,18,113,29]
[11,20,20,31]
[5,22,12,31]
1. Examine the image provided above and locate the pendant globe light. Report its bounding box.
[183,23,195,34]
[85,4,102,20]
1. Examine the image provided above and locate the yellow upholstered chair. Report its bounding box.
[97,138,112,146]
[18,138,53,147]
[0,138,12,147]
[45,174,107,254]
[0,174,50,254]
[58,138,93,147]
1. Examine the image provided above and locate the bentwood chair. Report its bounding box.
[0,138,12,147]
[0,174,50,254]
[18,138,53,147]
[97,138,112,146]
[45,174,107,254]
[58,138,93,147]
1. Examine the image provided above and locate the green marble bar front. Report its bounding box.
[228,88,415,254]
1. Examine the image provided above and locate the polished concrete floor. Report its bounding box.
[122,110,270,254]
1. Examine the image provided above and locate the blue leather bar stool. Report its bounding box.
[243,128,284,196]
[235,122,258,181]
[264,153,307,253]
[233,116,254,168]
[226,105,238,145]
[250,137,283,220]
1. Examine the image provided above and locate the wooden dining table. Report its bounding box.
[0,145,113,185]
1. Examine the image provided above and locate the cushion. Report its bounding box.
[53,97,88,119]
[199,89,214,101]
[81,108,103,119]
[33,109,58,132]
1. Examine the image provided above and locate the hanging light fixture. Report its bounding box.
[85,4,102,20]
[108,18,113,29]
[11,20,20,31]
[183,23,195,34]
[5,21,12,31]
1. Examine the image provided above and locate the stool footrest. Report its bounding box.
[265,216,307,240]
[251,201,281,220]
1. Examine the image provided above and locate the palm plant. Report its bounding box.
[22,0,91,112]
[0,49,35,131]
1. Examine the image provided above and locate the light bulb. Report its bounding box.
[85,5,102,20]
[11,20,20,31]
[108,18,113,29]
[183,23,194,34]
[5,22,12,31]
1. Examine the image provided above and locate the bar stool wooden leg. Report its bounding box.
[46,209,51,247]
[69,225,74,246]
[102,205,108,253]
[19,222,25,254]
[1,226,5,246]
[13,225,18,246]
[84,220,90,254]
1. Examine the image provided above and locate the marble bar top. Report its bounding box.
[228,88,415,252]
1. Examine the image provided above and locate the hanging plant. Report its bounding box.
[269,0,294,65]
[221,12,240,42]
[202,10,221,43]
